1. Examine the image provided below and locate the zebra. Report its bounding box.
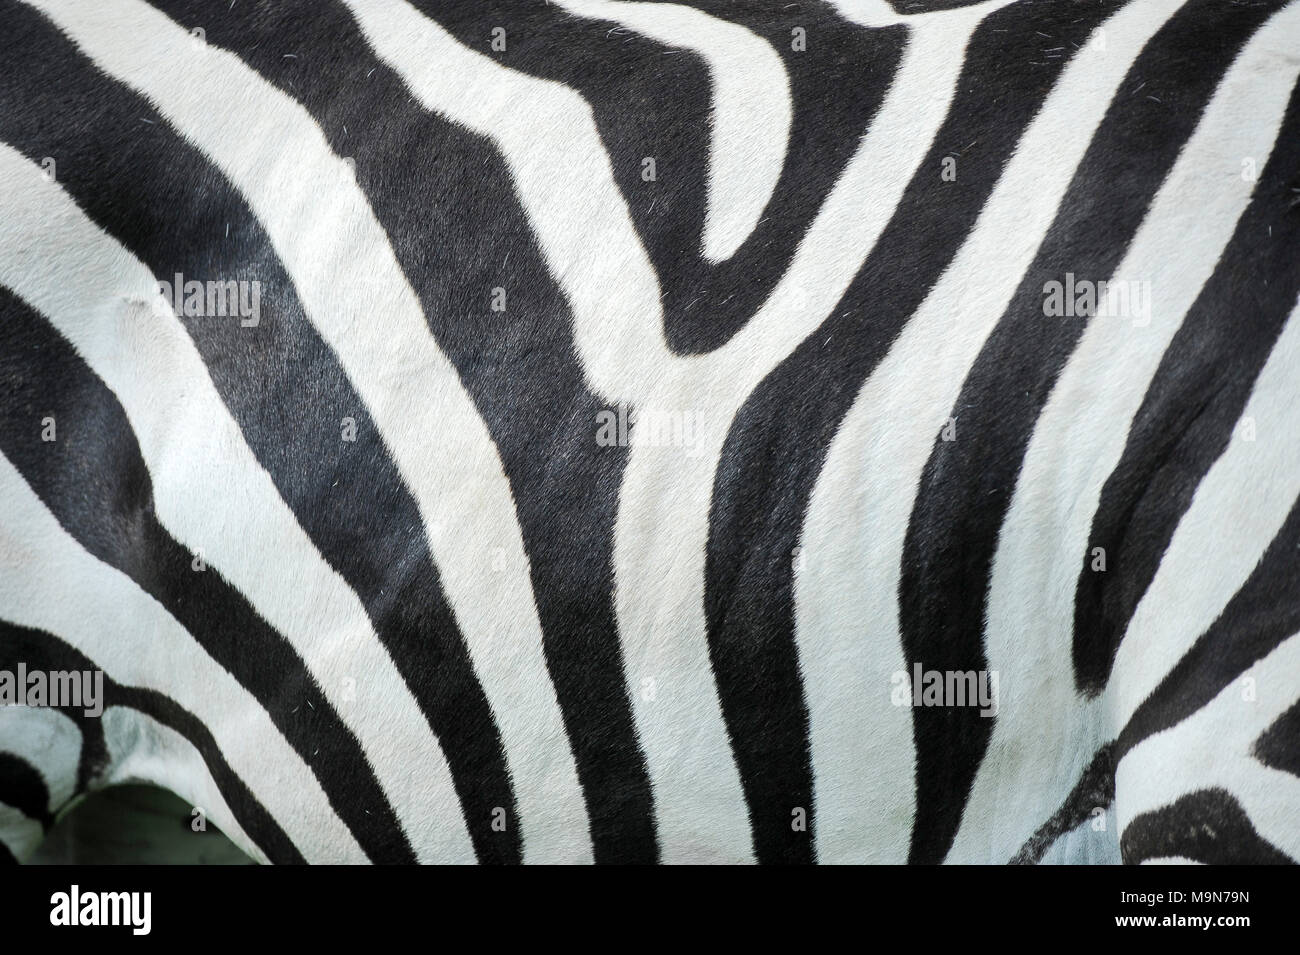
[0,0,1297,865]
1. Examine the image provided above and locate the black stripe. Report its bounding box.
[144,0,657,862]
[418,0,904,354]
[1073,76,1300,694]
[705,0,1121,864]
[0,753,54,830]
[0,2,514,862]
[1010,744,1115,865]
[1116,495,1300,763]
[1254,701,1300,780]
[0,280,404,863]
[898,0,1279,864]
[0,620,305,864]
[1120,788,1293,865]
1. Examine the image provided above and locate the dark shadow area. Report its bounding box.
[27,784,256,865]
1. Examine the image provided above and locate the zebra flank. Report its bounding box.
[0,0,1297,865]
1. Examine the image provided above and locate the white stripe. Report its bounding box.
[0,450,364,863]
[0,139,470,862]
[24,0,593,863]
[826,0,908,27]
[1115,632,1300,862]
[554,0,792,262]
[962,4,1300,863]
[0,706,81,811]
[797,0,1187,865]
[829,0,1015,27]
[100,707,269,864]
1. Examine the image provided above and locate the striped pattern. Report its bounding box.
[1,0,1298,864]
